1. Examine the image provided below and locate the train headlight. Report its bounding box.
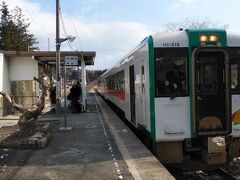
[209,35,218,42]
[200,35,208,42]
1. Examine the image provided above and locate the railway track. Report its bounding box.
[167,166,237,180]
[217,167,238,180]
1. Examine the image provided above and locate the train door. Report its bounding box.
[193,48,231,135]
[135,61,146,125]
[139,61,146,125]
[129,65,136,125]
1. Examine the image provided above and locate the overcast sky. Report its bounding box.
[5,0,240,70]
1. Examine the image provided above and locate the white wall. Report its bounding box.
[0,53,10,93]
[0,53,4,91]
[9,56,38,81]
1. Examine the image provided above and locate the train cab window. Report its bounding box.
[203,64,213,85]
[231,61,240,93]
[230,48,240,94]
[155,48,188,97]
[200,61,217,94]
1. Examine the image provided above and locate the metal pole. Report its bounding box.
[56,0,61,116]
[81,57,87,110]
[59,57,72,132]
[64,61,67,128]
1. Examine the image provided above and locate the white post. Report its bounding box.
[81,57,87,110]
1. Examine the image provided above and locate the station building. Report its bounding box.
[0,51,95,117]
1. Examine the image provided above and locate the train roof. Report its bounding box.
[151,29,231,48]
[227,32,240,47]
[151,31,188,47]
[101,29,240,77]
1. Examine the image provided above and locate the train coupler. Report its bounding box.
[202,136,227,165]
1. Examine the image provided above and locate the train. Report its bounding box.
[96,28,240,165]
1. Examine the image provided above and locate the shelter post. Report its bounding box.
[81,57,87,110]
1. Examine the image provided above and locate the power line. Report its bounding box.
[29,0,49,26]
[62,0,81,50]
[59,3,75,51]
[68,0,81,47]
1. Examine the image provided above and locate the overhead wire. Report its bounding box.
[62,0,82,51]
[29,0,49,26]
[28,0,54,51]
[60,0,84,61]
[68,0,81,48]
[59,3,76,51]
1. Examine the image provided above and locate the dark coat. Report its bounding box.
[49,87,56,104]
[67,84,82,100]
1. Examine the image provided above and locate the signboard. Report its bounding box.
[65,56,78,66]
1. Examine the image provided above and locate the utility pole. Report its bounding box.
[56,0,61,116]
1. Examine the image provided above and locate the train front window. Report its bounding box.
[198,55,218,94]
[203,64,213,86]
[230,48,240,94]
[155,48,188,97]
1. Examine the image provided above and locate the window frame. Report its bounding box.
[154,47,189,97]
[106,70,125,92]
[229,47,240,94]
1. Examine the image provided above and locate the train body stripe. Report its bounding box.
[148,36,156,141]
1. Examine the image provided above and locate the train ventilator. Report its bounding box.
[96,29,240,165]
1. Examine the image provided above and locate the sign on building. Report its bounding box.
[65,56,78,66]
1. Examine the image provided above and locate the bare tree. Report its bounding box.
[0,75,49,137]
[164,17,229,32]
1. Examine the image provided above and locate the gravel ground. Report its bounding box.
[0,148,34,180]
[0,124,34,180]
[221,157,240,178]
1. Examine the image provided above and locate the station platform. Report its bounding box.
[7,92,174,180]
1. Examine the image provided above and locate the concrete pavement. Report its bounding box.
[1,93,174,180]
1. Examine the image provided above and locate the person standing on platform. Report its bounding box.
[49,85,56,112]
[68,81,82,113]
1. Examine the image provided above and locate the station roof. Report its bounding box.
[1,51,96,66]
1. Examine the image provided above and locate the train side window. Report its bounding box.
[155,48,188,97]
[231,62,240,93]
[230,48,240,94]
[106,71,125,93]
